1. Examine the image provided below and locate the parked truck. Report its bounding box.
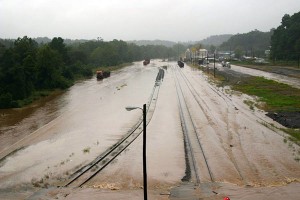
[143,59,150,65]
[96,70,111,80]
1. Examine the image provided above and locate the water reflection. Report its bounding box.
[0,91,67,154]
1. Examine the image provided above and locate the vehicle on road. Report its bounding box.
[221,61,231,68]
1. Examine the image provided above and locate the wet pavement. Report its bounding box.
[0,60,299,199]
[215,63,300,89]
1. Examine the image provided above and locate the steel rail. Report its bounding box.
[172,66,201,184]
[176,67,248,183]
[172,66,214,183]
[64,70,164,187]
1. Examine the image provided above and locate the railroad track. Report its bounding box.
[186,64,293,142]
[62,69,165,188]
[171,65,214,185]
[175,66,247,184]
[177,64,298,185]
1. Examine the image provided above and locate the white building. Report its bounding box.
[186,48,208,63]
[198,49,208,58]
[192,49,208,59]
[185,48,191,61]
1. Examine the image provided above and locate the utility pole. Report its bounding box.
[214,53,216,78]
[207,54,209,74]
[143,104,147,200]
[229,46,231,61]
[125,105,148,200]
[177,42,179,61]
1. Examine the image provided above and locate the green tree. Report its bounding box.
[14,36,38,63]
[271,12,300,60]
[220,30,272,57]
[0,42,6,58]
[234,46,243,59]
[50,37,69,64]
[36,45,70,89]
[0,92,13,108]
[23,55,37,93]
[0,37,38,103]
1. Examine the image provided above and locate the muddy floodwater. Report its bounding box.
[0,60,300,200]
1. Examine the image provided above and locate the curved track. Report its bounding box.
[63,69,165,188]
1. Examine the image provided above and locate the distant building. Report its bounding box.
[265,50,270,58]
[185,48,191,61]
[198,49,208,58]
[186,48,209,63]
[191,49,208,59]
[217,51,232,60]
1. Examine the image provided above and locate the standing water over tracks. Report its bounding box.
[0,61,160,186]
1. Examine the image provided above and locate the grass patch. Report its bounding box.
[191,63,300,142]
[231,76,300,142]
[232,76,300,112]
[243,100,255,110]
[188,63,300,112]
[281,128,300,143]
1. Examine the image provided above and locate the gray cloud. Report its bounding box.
[1,0,299,41]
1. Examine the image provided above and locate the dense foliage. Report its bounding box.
[0,36,183,108]
[219,30,273,58]
[270,11,300,60]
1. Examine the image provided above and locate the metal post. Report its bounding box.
[214,53,216,78]
[143,104,147,200]
[230,46,232,61]
[207,55,209,74]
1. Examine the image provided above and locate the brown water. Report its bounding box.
[0,91,66,154]
[0,61,160,186]
[0,60,299,200]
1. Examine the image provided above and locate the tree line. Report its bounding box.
[215,11,300,61]
[271,11,300,60]
[219,30,273,58]
[0,36,184,108]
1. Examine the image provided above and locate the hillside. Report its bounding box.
[127,35,232,48]
[220,30,273,57]
[127,40,176,47]
[34,37,91,45]
[198,34,232,46]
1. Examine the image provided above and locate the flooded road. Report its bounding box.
[0,61,161,190]
[215,63,300,89]
[0,91,66,154]
[0,60,299,200]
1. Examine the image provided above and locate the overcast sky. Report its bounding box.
[1,0,299,42]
